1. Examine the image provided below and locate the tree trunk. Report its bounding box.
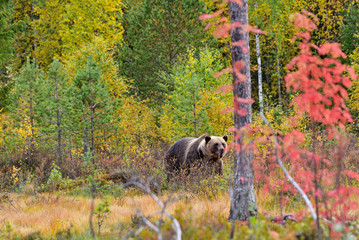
[90,106,95,155]
[256,33,264,115]
[83,114,89,156]
[29,92,35,166]
[255,3,264,115]
[55,75,63,162]
[228,0,258,222]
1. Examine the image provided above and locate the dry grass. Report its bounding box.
[0,188,306,238]
[0,192,229,237]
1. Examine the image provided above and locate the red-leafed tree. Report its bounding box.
[255,11,358,238]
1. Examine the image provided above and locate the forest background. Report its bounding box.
[1,0,359,239]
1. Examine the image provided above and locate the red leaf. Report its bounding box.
[227,127,238,132]
[347,67,357,80]
[204,17,227,30]
[230,0,243,6]
[301,9,319,22]
[236,98,254,104]
[214,23,232,38]
[233,60,245,72]
[231,40,246,47]
[236,108,247,116]
[291,13,317,32]
[199,9,224,21]
[199,14,213,21]
[213,67,233,78]
[318,43,346,59]
[243,25,267,35]
[216,85,233,94]
[220,107,233,114]
[343,170,359,182]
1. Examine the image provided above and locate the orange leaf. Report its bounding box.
[236,98,254,104]
[216,85,233,94]
[230,0,243,6]
[220,107,233,114]
[213,67,233,78]
[213,23,232,38]
[343,170,359,181]
[347,67,357,80]
[243,25,267,35]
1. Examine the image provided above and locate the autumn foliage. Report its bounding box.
[254,11,359,236]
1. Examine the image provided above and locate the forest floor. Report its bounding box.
[0,188,307,239]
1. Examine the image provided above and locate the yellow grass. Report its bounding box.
[0,189,302,238]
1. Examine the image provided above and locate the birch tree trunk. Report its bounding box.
[256,33,264,115]
[255,3,264,115]
[228,0,258,221]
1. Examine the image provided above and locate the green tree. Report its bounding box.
[35,59,79,162]
[160,47,231,139]
[7,58,41,166]
[74,57,117,157]
[341,3,359,57]
[117,0,215,104]
[0,0,15,65]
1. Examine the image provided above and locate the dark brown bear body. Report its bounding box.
[165,134,228,182]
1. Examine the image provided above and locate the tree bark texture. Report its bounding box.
[228,0,258,221]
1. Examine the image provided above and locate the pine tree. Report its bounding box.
[74,57,116,157]
[35,59,79,162]
[8,58,41,166]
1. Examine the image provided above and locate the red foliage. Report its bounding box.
[204,3,359,234]
[285,14,356,131]
[254,13,359,235]
[216,85,233,94]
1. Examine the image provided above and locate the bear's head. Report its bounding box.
[205,135,228,159]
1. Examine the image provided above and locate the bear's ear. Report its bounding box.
[223,135,228,142]
[205,135,211,144]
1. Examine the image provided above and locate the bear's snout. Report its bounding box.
[217,148,224,157]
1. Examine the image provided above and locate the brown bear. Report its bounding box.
[165,134,228,182]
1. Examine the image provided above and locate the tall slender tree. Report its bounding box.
[9,58,41,166]
[75,57,115,158]
[36,59,78,162]
[228,0,258,222]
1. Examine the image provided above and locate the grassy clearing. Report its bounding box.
[0,188,309,239]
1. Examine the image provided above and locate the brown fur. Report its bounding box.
[165,134,228,182]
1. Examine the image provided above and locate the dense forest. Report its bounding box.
[1,0,359,239]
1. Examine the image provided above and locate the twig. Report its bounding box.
[123,179,182,240]
[260,112,317,221]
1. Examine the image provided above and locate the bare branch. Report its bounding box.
[260,112,317,221]
[137,212,162,240]
[123,178,182,240]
